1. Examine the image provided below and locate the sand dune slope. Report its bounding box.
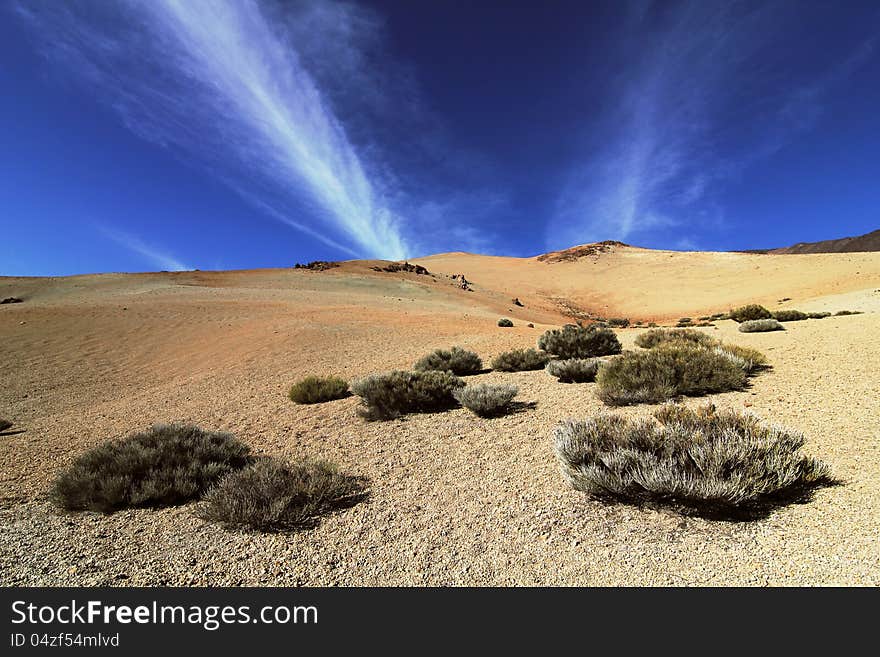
[1,247,878,586]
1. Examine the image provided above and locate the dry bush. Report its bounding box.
[772,309,807,322]
[490,348,550,372]
[553,403,834,518]
[453,383,518,417]
[807,312,831,319]
[595,343,748,406]
[497,318,514,327]
[0,418,12,432]
[350,370,464,420]
[199,458,367,531]
[414,346,483,375]
[538,325,622,359]
[606,318,630,328]
[288,376,349,404]
[634,328,718,349]
[52,425,251,513]
[545,358,600,383]
[728,304,772,323]
[834,310,861,316]
[738,318,784,333]
[714,343,768,374]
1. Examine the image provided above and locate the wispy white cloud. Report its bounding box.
[99,226,192,271]
[17,0,410,259]
[549,0,878,249]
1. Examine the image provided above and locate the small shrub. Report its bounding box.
[0,418,11,432]
[538,325,622,359]
[807,312,831,319]
[595,343,748,406]
[51,425,252,513]
[491,348,550,372]
[738,318,784,333]
[414,346,483,375]
[709,313,727,321]
[678,317,692,324]
[350,370,464,420]
[834,310,861,316]
[714,343,768,374]
[288,376,349,404]
[553,403,833,517]
[607,318,630,328]
[498,318,514,327]
[729,304,772,323]
[772,309,807,322]
[453,383,518,417]
[634,328,718,349]
[199,458,367,531]
[545,358,600,383]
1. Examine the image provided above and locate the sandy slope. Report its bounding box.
[1,246,879,586]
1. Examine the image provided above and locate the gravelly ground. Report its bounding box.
[1,269,878,586]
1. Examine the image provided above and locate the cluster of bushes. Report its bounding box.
[51,424,367,532]
[731,304,861,324]
[553,403,834,518]
[596,342,749,406]
[596,328,768,406]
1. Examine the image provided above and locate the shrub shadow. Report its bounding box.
[591,476,842,522]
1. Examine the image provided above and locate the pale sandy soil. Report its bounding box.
[1,246,878,586]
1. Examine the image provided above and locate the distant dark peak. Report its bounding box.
[768,229,880,254]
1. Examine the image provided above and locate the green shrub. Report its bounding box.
[545,358,600,383]
[834,310,861,316]
[288,376,349,404]
[606,318,630,328]
[595,343,748,406]
[729,304,772,323]
[0,418,11,432]
[490,348,550,372]
[538,325,622,359]
[807,312,831,319]
[414,346,483,375]
[634,328,718,349]
[772,309,807,322]
[52,425,251,513]
[714,343,768,374]
[453,383,518,417]
[554,403,833,517]
[497,318,514,327]
[350,370,464,420]
[199,458,367,531]
[738,318,784,333]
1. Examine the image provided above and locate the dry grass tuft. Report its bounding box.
[414,346,483,375]
[545,358,601,383]
[350,370,464,420]
[199,458,368,531]
[288,376,350,404]
[454,383,519,417]
[553,403,835,519]
[51,424,252,513]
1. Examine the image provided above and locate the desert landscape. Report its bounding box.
[1,242,878,586]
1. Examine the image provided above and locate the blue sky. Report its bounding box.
[2,0,879,275]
